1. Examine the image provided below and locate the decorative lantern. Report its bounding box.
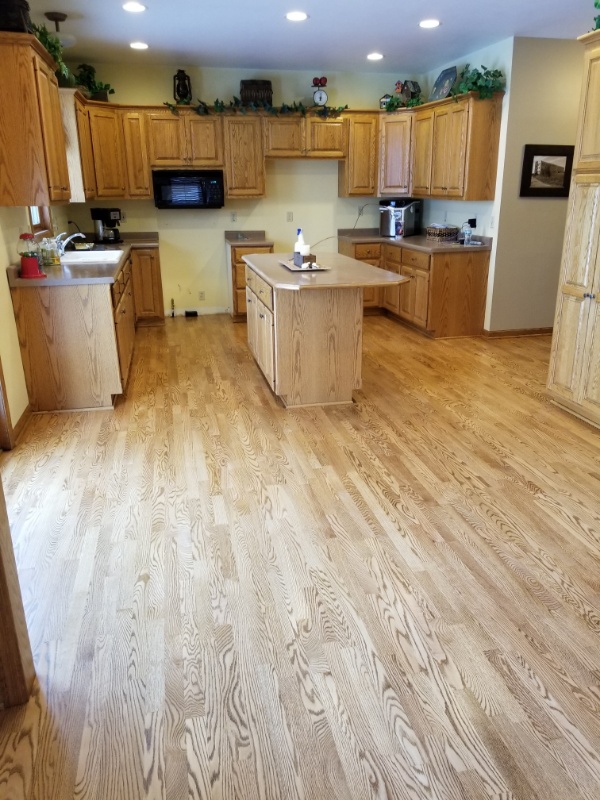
[173,70,192,103]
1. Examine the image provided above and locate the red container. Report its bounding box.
[19,256,46,279]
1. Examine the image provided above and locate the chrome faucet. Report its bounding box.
[58,232,85,254]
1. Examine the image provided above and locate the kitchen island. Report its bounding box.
[243,252,406,407]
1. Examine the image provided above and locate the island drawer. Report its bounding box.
[354,243,381,260]
[401,249,430,270]
[245,266,273,311]
[111,257,132,308]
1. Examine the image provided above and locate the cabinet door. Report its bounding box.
[338,114,378,196]
[89,106,127,197]
[433,102,468,197]
[548,181,600,404]
[576,39,600,171]
[75,100,97,199]
[579,295,600,415]
[411,109,433,195]
[263,117,305,157]
[131,248,164,323]
[147,112,187,166]
[257,300,275,389]
[382,245,402,313]
[186,115,223,166]
[399,266,415,320]
[412,267,430,327]
[224,117,265,197]
[121,111,152,198]
[378,114,412,196]
[33,55,70,201]
[306,117,347,158]
[246,287,259,359]
[114,278,136,387]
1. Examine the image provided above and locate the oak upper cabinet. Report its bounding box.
[263,116,305,157]
[121,110,152,198]
[305,116,347,157]
[88,104,127,197]
[0,33,71,205]
[223,116,265,197]
[147,111,223,167]
[32,54,70,202]
[378,113,412,196]
[131,247,165,325]
[75,97,97,199]
[339,113,379,197]
[547,31,600,428]
[430,101,468,196]
[411,109,434,195]
[412,93,502,201]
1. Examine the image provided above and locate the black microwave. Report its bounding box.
[152,169,225,209]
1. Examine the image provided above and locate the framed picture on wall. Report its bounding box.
[519,144,575,198]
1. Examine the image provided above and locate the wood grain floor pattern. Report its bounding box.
[2,315,600,799]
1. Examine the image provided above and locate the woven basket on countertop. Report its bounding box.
[426,225,459,241]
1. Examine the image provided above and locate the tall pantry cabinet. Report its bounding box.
[547,30,600,426]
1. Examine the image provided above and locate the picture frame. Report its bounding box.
[428,67,457,102]
[519,144,575,198]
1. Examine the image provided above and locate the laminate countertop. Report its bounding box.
[6,234,159,289]
[338,228,492,254]
[242,252,405,291]
[225,230,275,247]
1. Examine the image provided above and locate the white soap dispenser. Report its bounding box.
[294,228,305,253]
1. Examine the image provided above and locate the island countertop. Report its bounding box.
[242,252,405,291]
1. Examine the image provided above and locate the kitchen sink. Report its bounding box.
[60,250,124,264]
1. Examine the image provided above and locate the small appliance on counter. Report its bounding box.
[379,198,422,238]
[91,208,123,244]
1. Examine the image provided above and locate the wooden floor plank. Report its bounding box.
[2,316,600,799]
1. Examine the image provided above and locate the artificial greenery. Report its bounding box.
[31,23,70,80]
[452,64,505,100]
[595,0,600,30]
[384,94,423,112]
[75,64,115,97]
[164,97,348,119]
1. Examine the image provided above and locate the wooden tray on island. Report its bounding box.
[279,259,331,272]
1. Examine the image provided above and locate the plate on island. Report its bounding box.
[279,259,331,272]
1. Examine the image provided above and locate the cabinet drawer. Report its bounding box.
[232,245,272,265]
[383,244,402,267]
[401,248,430,270]
[235,262,246,289]
[245,266,273,311]
[355,243,381,260]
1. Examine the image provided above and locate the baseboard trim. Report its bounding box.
[11,404,32,447]
[482,327,553,338]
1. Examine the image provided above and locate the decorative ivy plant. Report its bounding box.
[31,23,70,80]
[75,64,115,97]
[164,97,348,118]
[595,0,600,30]
[453,64,505,99]
[383,94,423,112]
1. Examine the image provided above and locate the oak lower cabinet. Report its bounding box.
[88,104,127,197]
[378,113,412,196]
[0,33,70,206]
[338,113,379,197]
[382,245,402,314]
[131,247,165,325]
[9,267,136,411]
[246,286,275,390]
[337,240,382,309]
[224,117,265,197]
[226,239,274,320]
[394,248,431,328]
[411,92,503,201]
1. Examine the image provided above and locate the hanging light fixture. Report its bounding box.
[44,12,76,48]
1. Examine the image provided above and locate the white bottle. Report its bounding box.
[294,228,305,253]
[462,223,472,246]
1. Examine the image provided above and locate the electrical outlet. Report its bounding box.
[231,212,237,222]
[198,291,205,301]
[121,211,127,222]
[286,211,293,222]
[468,217,477,229]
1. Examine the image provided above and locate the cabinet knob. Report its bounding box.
[584,292,591,298]
[259,313,265,319]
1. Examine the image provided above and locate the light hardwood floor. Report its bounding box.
[1,315,600,800]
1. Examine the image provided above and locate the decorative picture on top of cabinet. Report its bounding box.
[519,144,574,198]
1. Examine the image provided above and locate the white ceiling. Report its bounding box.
[28,0,593,74]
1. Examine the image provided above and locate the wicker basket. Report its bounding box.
[426,225,459,241]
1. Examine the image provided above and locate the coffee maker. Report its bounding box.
[91,208,123,244]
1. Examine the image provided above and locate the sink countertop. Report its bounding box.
[7,245,132,288]
[338,228,492,254]
[224,230,274,247]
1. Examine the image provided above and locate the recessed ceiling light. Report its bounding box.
[123,2,146,11]
[420,19,440,29]
[286,11,308,22]
[367,52,384,61]
[130,41,149,49]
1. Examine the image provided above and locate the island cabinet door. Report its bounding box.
[246,287,259,359]
[257,301,275,390]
